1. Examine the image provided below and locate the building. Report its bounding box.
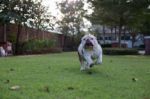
[92,25,144,48]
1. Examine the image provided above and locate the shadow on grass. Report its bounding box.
[63,65,112,79]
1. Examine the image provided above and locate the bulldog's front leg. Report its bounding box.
[84,55,94,68]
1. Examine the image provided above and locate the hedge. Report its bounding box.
[103,48,139,55]
[17,39,62,54]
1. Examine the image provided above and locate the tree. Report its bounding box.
[88,0,150,47]
[57,0,86,50]
[29,0,54,32]
[0,0,53,54]
[12,0,38,54]
[139,6,150,35]
[0,0,15,42]
[0,0,37,54]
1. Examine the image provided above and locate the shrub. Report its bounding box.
[103,48,139,55]
[101,44,112,48]
[8,33,17,43]
[137,44,145,50]
[22,39,56,51]
[17,39,62,54]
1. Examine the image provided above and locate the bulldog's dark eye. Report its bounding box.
[83,38,86,40]
[90,38,93,40]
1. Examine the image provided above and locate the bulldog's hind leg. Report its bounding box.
[96,53,102,64]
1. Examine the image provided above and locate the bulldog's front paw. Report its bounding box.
[80,67,86,71]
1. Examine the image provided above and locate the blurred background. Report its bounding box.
[0,0,150,55]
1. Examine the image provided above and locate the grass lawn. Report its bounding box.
[0,52,150,99]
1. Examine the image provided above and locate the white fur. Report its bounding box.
[0,47,6,57]
[78,34,102,70]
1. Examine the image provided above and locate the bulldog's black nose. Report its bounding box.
[86,39,93,46]
[86,39,90,43]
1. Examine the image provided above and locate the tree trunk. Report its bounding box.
[42,31,44,40]
[36,29,39,40]
[131,32,136,48]
[62,27,69,51]
[102,25,106,44]
[110,26,113,41]
[15,24,22,55]
[114,26,117,40]
[118,17,123,48]
[123,27,126,43]
[76,26,81,48]
[63,34,67,51]
[3,23,7,42]
[118,25,122,48]
[25,26,28,41]
[71,35,74,50]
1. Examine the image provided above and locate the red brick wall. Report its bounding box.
[0,24,64,48]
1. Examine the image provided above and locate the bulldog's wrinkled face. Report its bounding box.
[81,34,97,49]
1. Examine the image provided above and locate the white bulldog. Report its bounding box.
[78,34,102,71]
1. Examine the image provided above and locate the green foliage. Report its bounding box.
[22,39,56,51]
[57,0,86,36]
[89,0,150,47]
[57,0,87,49]
[89,0,149,26]
[0,0,35,24]
[103,48,138,55]
[30,1,54,31]
[0,52,150,99]
[7,32,17,43]
[140,10,150,35]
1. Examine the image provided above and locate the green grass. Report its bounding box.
[0,52,150,99]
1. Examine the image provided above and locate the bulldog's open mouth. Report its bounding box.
[85,42,93,46]
[85,42,93,49]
